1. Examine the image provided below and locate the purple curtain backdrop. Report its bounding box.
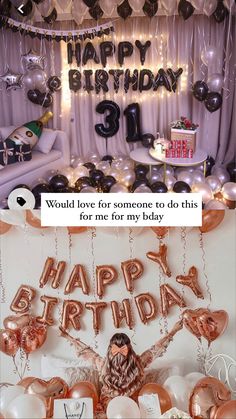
[0,15,235,163]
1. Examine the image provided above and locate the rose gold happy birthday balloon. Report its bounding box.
[213,400,236,419]
[196,310,229,344]
[3,314,31,333]
[0,329,19,357]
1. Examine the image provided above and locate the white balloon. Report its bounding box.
[119,169,136,187]
[72,157,85,168]
[24,70,47,90]
[192,182,213,204]
[207,73,224,92]
[165,174,176,190]
[107,396,140,419]
[222,182,236,201]
[177,170,194,187]
[107,167,121,180]
[6,394,46,419]
[0,386,25,416]
[149,171,163,183]
[134,185,152,193]
[203,0,217,16]
[129,0,145,12]
[73,166,89,179]
[201,45,218,66]
[164,376,190,412]
[96,161,111,175]
[0,210,26,226]
[80,186,97,193]
[110,183,129,193]
[185,372,205,390]
[159,165,174,177]
[205,175,222,194]
[161,0,176,14]
[100,0,116,15]
[205,199,228,209]
[192,170,205,184]
[119,159,135,171]
[191,0,204,11]
[211,165,230,185]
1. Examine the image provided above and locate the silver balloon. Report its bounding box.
[80,186,97,193]
[211,165,230,185]
[72,157,85,168]
[96,161,111,175]
[134,185,152,193]
[119,159,135,171]
[165,174,176,190]
[149,171,163,183]
[107,167,121,180]
[73,166,89,179]
[205,199,228,209]
[207,73,224,92]
[85,153,100,165]
[158,165,174,177]
[192,170,206,184]
[110,183,128,193]
[205,175,222,194]
[99,0,116,15]
[203,0,217,16]
[177,170,194,187]
[192,182,213,204]
[119,169,136,187]
[45,169,58,182]
[201,46,218,66]
[222,182,236,201]
[129,0,145,12]
[0,67,23,91]
[191,0,204,11]
[60,167,75,186]
[24,69,47,90]
[71,0,86,25]
[57,0,72,11]
[21,49,45,71]
[161,0,176,14]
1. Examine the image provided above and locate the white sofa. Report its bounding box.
[0,128,70,200]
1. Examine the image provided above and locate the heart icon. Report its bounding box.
[26,377,68,399]
[196,310,229,344]
[3,314,31,333]
[183,308,208,340]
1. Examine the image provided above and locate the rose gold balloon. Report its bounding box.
[96,265,118,299]
[61,300,83,330]
[196,310,229,344]
[18,376,36,389]
[151,227,169,238]
[111,299,133,329]
[67,227,87,234]
[20,324,47,354]
[183,308,208,340]
[0,413,5,419]
[135,293,158,324]
[0,220,12,235]
[65,264,90,295]
[37,295,58,326]
[10,285,36,314]
[0,329,19,356]
[26,210,47,229]
[26,377,68,399]
[200,210,225,233]
[160,284,186,316]
[121,258,144,292]
[3,314,31,333]
[189,377,231,419]
[85,302,107,335]
[176,266,204,299]
[214,400,236,419]
[147,243,171,277]
[68,381,98,411]
[139,383,172,414]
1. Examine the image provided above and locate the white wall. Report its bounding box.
[0,211,236,384]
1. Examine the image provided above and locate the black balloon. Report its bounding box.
[226,161,236,182]
[135,164,149,179]
[47,76,61,92]
[153,69,171,92]
[167,68,183,92]
[32,183,52,197]
[142,133,155,148]
[124,103,142,143]
[205,155,215,176]
[27,89,53,108]
[83,42,100,66]
[43,7,57,24]
[193,80,209,101]
[213,0,228,23]
[83,0,96,7]
[90,169,104,185]
[135,40,151,65]
[139,69,154,92]
[100,42,115,68]
[32,0,44,3]
[95,100,120,138]
[101,176,116,192]
[34,197,42,209]
[89,3,103,20]
[205,92,222,113]
[75,177,94,191]
[173,181,191,193]
[0,0,11,16]
[12,184,31,191]
[16,0,32,17]
[49,175,69,191]
[151,181,168,193]
[102,155,114,163]
[143,0,158,17]
[118,42,134,67]
[57,187,75,193]
[117,0,132,19]
[132,178,149,192]
[178,0,194,20]
[83,162,96,171]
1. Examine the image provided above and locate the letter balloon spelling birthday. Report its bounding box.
[60,320,183,409]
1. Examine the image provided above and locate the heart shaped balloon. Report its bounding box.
[189,377,231,418]
[196,310,229,343]
[26,377,68,400]
[0,329,19,356]
[3,314,32,333]
[183,308,208,340]
[20,324,47,354]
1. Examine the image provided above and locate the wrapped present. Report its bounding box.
[0,139,15,166]
[15,144,32,163]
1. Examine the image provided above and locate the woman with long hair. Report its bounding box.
[60,319,183,408]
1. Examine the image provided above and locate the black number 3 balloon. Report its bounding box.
[95,100,120,138]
